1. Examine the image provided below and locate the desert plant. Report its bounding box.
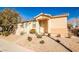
[30,29,36,34]
[20,32,24,35]
[47,33,51,37]
[40,40,45,44]
[37,34,42,38]
[67,23,73,31]
[2,31,10,36]
[27,36,32,41]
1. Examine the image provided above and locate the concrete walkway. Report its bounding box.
[0,39,32,52]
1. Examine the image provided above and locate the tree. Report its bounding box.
[67,23,73,30]
[0,8,21,36]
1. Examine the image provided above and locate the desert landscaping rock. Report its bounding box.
[27,37,32,41]
[39,40,45,44]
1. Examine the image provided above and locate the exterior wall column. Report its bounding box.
[48,19,51,34]
[36,21,40,34]
[23,23,27,33]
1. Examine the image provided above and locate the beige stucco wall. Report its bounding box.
[49,16,68,37]
[15,22,35,35]
[15,23,24,35]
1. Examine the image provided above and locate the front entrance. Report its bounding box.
[39,19,48,33]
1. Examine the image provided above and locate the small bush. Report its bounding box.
[40,40,45,44]
[27,36,32,41]
[20,32,24,35]
[48,33,51,37]
[37,35,42,38]
[2,31,10,36]
[30,29,36,34]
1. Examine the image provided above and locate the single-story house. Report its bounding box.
[15,13,69,37]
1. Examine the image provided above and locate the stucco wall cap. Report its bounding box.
[34,13,53,19]
[52,13,69,18]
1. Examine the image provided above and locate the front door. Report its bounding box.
[39,19,48,33]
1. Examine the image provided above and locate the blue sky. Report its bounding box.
[0,7,79,21]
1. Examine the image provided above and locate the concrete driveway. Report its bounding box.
[0,39,33,52]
